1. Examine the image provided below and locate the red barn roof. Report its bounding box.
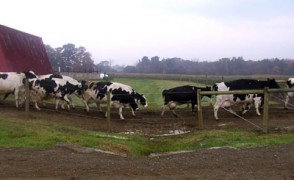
[0,25,52,75]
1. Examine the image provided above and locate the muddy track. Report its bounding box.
[1,101,293,135]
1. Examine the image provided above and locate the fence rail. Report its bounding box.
[22,79,294,133]
[197,88,294,133]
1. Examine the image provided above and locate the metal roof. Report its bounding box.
[0,25,52,75]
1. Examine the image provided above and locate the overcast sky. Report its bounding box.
[1,0,294,65]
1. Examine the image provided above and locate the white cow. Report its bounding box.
[0,72,26,108]
[285,78,294,109]
[213,79,280,120]
[24,71,81,111]
[79,81,148,119]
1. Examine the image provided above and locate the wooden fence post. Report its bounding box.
[25,78,30,119]
[263,87,269,133]
[106,91,111,131]
[197,89,203,129]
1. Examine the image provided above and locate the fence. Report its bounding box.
[22,78,293,133]
[197,88,294,133]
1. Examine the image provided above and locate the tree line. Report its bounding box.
[124,56,294,75]
[45,43,294,75]
[45,43,114,73]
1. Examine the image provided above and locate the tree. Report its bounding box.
[96,60,113,73]
[45,43,95,72]
[45,45,59,72]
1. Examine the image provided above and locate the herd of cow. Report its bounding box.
[0,71,294,120]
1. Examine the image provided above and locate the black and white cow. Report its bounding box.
[0,72,26,107]
[161,85,211,117]
[24,71,81,111]
[212,78,280,120]
[285,78,294,109]
[80,81,148,119]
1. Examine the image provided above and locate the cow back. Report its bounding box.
[0,72,26,93]
[162,85,197,105]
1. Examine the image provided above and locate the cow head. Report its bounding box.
[267,78,280,89]
[202,86,212,98]
[23,70,38,79]
[287,78,294,88]
[76,80,89,96]
[134,93,148,108]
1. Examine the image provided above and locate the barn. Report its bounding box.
[0,25,52,74]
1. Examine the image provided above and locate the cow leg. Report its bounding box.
[63,96,71,111]
[68,96,75,109]
[214,106,220,120]
[171,109,178,117]
[14,89,20,108]
[34,101,41,111]
[61,101,66,110]
[3,93,10,101]
[131,108,136,117]
[284,92,293,109]
[284,95,290,109]
[214,96,225,120]
[118,106,124,120]
[214,100,232,120]
[40,100,47,107]
[59,99,73,110]
[254,97,262,116]
[57,100,66,110]
[15,90,26,108]
[83,99,90,112]
[191,102,196,113]
[55,99,60,110]
[241,103,252,115]
[161,105,167,117]
[96,102,102,111]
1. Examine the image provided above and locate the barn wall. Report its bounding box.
[0,41,9,71]
[0,25,52,74]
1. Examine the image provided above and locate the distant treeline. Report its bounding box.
[123,56,294,75]
[45,43,294,75]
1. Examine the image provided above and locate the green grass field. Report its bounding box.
[90,77,211,110]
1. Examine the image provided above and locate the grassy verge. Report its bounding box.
[0,118,293,157]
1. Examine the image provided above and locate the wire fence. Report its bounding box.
[1,78,293,134]
[198,88,294,133]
